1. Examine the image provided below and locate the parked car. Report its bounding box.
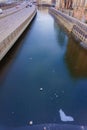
[0,9,2,14]
[29,3,32,7]
[26,3,32,8]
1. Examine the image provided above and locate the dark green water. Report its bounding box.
[0,7,87,128]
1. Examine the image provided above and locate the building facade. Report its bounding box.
[56,0,87,22]
[56,0,87,9]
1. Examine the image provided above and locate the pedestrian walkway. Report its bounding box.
[0,3,36,43]
[0,2,28,18]
[0,3,36,61]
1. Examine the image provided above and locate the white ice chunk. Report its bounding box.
[11,112,15,115]
[29,121,33,125]
[59,109,74,122]
[52,69,55,73]
[54,93,59,98]
[43,126,47,130]
[62,91,64,93]
[81,126,85,130]
[29,58,32,60]
[40,88,43,91]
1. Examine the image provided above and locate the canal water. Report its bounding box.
[0,7,87,128]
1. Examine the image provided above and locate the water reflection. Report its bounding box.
[53,21,68,48]
[65,37,87,78]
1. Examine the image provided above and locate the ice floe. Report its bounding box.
[55,95,59,98]
[61,90,65,94]
[52,69,55,73]
[40,88,43,91]
[43,126,47,130]
[29,121,33,125]
[11,112,15,115]
[59,109,74,122]
[54,93,59,98]
[29,58,32,60]
[81,126,85,130]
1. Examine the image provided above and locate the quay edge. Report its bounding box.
[49,7,87,48]
[0,5,37,61]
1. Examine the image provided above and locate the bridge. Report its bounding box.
[37,0,56,7]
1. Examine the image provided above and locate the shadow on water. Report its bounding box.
[53,15,87,78]
[0,15,36,83]
[65,36,87,78]
[53,21,68,48]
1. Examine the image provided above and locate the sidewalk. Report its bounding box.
[0,3,36,61]
[0,3,36,43]
[0,2,30,19]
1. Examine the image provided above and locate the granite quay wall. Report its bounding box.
[0,5,37,61]
[49,8,74,32]
[49,8,87,47]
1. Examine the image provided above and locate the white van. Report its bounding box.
[0,9,3,14]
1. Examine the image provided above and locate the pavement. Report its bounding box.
[0,2,29,18]
[0,2,36,44]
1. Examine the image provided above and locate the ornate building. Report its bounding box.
[56,0,87,9]
[56,0,87,22]
[72,0,87,21]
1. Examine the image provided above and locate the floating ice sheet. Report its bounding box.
[29,58,32,60]
[59,109,74,122]
[40,88,43,91]
[29,121,33,125]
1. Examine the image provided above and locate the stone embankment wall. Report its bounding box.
[0,5,37,61]
[49,8,87,47]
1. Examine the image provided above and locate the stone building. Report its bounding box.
[56,0,72,9]
[56,0,87,9]
[72,0,87,21]
[56,0,87,22]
